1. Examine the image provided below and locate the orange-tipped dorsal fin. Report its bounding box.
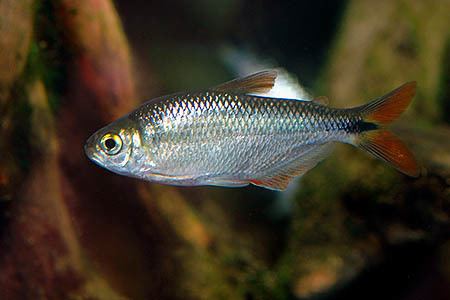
[213,70,278,95]
[359,81,416,125]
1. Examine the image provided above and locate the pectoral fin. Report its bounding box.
[203,178,249,188]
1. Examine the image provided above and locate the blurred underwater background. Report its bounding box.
[0,0,449,299]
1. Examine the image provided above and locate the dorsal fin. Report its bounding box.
[313,96,329,105]
[213,70,277,94]
[250,143,333,191]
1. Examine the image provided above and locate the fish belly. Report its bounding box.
[138,93,351,186]
[151,126,334,185]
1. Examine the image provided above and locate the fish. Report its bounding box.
[84,70,419,191]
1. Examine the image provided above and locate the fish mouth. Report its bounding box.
[84,136,103,166]
[85,147,105,168]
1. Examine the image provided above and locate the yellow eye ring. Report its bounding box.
[100,133,122,155]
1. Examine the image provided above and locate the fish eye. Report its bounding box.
[100,133,122,155]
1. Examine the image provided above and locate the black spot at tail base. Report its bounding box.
[347,121,379,133]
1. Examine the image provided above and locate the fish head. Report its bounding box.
[84,117,141,176]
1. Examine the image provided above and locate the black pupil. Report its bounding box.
[105,138,116,150]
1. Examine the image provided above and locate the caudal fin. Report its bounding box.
[358,130,419,177]
[359,81,416,124]
[355,82,419,177]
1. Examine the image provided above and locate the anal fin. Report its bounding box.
[250,143,333,191]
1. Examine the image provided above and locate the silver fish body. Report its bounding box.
[85,70,418,190]
[130,92,354,182]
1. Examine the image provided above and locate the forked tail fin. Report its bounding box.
[355,82,419,177]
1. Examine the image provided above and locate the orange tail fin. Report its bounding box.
[357,130,419,177]
[355,82,419,177]
[359,81,416,124]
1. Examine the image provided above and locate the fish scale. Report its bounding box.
[129,91,353,179]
